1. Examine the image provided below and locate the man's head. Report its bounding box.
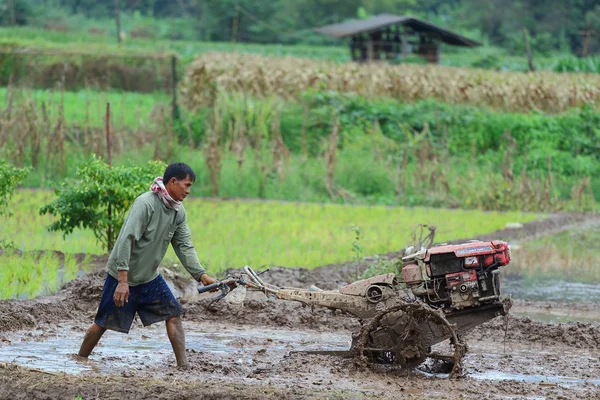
[163,163,196,202]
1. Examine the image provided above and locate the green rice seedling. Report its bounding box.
[80,254,93,274]
[0,254,18,299]
[26,273,45,298]
[14,256,35,285]
[62,253,79,283]
[44,257,60,294]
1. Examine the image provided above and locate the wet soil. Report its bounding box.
[1,213,600,399]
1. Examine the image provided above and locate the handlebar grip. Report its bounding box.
[197,282,221,294]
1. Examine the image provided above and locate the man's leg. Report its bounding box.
[78,323,107,357]
[166,316,189,368]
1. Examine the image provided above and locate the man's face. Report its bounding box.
[166,175,194,202]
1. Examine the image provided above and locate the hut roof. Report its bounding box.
[314,14,481,47]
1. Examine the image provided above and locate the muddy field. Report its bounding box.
[1,214,600,399]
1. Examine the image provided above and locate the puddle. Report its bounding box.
[1,322,597,392]
[470,370,600,387]
[0,323,351,374]
[462,342,600,392]
[511,310,600,324]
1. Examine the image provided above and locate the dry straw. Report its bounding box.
[182,52,600,113]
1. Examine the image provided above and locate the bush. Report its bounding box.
[40,156,166,252]
[0,160,30,217]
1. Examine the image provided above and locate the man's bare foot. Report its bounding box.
[68,353,89,362]
[176,363,192,370]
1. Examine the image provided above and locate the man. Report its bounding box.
[78,162,217,368]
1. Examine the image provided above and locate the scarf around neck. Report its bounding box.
[150,177,182,211]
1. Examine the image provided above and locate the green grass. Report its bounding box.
[2,189,541,276]
[0,88,168,129]
[0,26,349,63]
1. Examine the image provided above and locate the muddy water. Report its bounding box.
[504,277,600,303]
[464,341,600,388]
[0,323,351,375]
[1,321,599,395]
[501,276,600,324]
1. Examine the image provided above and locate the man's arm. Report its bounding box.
[171,217,216,285]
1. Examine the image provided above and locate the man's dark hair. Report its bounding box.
[163,162,196,184]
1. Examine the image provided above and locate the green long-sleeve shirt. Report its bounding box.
[106,191,206,286]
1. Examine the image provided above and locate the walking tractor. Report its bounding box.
[198,226,512,378]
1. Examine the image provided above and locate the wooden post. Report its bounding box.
[8,0,16,25]
[579,21,596,57]
[171,55,179,121]
[114,0,122,44]
[105,103,112,166]
[367,40,374,63]
[523,28,535,72]
[106,102,113,251]
[232,5,239,43]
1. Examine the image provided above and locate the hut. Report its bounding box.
[314,14,481,63]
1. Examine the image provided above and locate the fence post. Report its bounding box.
[171,55,180,122]
[106,102,113,251]
[8,0,16,25]
[522,28,535,72]
[114,0,122,44]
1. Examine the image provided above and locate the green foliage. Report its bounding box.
[0,160,30,217]
[350,224,363,277]
[360,256,401,280]
[39,156,166,251]
[553,56,600,73]
[303,92,600,180]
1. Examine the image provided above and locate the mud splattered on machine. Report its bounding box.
[198,226,512,377]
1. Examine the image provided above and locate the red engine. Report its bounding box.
[402,240,511,310]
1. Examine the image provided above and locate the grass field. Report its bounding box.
[0,27,349,63]
[0,88,168,129]
[2,190,541,273]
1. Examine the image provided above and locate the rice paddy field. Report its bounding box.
[0,189,542,299]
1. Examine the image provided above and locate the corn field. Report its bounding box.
[182,52,600,113]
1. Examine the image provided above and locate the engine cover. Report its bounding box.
[425,240,510,278]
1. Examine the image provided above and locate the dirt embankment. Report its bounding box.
[0,257,107,333]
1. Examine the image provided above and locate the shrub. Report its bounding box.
[40,156,166,251]
[0,160,30,217]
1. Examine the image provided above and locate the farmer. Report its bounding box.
[77,162,217,368]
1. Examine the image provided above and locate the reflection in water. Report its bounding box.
[0,324,350,375]
[470,370,600,387]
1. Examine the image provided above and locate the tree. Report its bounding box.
[40,156,166,252]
